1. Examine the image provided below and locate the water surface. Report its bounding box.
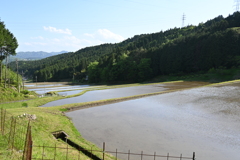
[40,82,208,107]
[66,84,240,160]
[40,84,167,107]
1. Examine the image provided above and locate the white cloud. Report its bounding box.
[84,29,124,42]
[97,29,124,41]
[19,29,124,52]
[43,26,72,35]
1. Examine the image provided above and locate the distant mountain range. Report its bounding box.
[9,51,68,62]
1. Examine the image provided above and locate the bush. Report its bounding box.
[21,90,30,95]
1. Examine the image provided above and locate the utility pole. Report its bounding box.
[182,13,186,28]
[35,76,37,87]
[22,70,25,90]
[8,56,10,88]
[16,59,20,92]
[234,0,240,11]
[4,55,7,88]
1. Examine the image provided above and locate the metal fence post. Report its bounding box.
[192,152,195,160]
[8,116,14,148]
[103,142,105,160]
[23,121,32,160]
[11,118,17,152]
[128,150,130,160]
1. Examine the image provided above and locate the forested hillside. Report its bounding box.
[9,12,240,83]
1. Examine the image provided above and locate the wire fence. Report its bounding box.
[30,142,195,160]
[0,108,196,160]
[0,108,29,151]
[0,108,31,159]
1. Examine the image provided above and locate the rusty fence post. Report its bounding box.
[192,152,195,160]
[103,142,105,160]
[23,121,32,160]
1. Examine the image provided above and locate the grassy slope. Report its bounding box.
[0,66,38,103]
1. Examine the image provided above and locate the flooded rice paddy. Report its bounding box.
[27,81,240,159]
[26,82,90,95]
[65,82,240,160]
[39,81,208,107]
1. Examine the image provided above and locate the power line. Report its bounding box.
[182,13,186,28]
[234,0,240,11]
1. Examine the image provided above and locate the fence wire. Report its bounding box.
[0,108,30,159]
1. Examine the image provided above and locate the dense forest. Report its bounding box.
[9,12,240,83]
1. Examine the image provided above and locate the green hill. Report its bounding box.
[9,12,240,83]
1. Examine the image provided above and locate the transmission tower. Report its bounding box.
[234,0,240,11]
[182,13,186,28]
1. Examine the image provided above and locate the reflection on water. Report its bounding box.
[66,84,240,160]
[58,90,82,96]
[40,84,168,107]
[28,85,89,94]
[40,82,209,107]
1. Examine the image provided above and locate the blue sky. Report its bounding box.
[0,0,237,52]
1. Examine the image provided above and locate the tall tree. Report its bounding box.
[0,20,18,87]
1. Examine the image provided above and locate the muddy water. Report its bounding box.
[66,83,240,160]
[40,81,208,107]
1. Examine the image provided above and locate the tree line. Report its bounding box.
[0,19,19,88]
[9,12,240,83]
